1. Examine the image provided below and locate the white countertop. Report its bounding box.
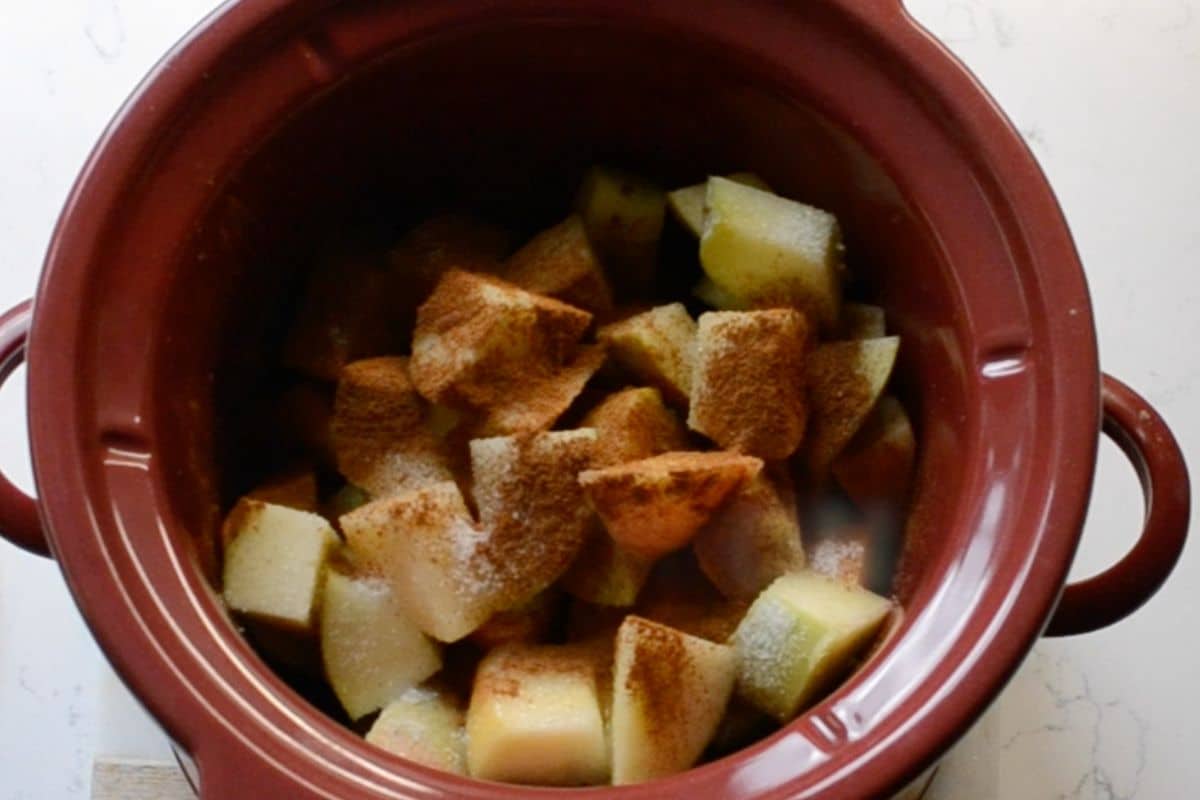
[0,2,1196,797]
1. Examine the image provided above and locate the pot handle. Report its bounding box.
[0,299,48,558]
[1045,374,1190,636]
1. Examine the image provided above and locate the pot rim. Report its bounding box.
[26,1,1100,797]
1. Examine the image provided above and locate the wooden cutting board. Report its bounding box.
[91,759,941,798]
[92,760,193,799]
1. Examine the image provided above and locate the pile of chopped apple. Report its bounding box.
[219,167,917,787]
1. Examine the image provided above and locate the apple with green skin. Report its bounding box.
[668,172,770,237]
[700,176,843,329]
[731,570,892,721]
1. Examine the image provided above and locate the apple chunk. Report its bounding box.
[469,429,598,609]
[688,309,811,459]
[343,431,596,642]
[668,172,770,237]
[221,499,339,631]
[473,345,606,437]
[386,212,513,334]
[367,685,466,775]
[409,269,592,411]
[503,215,613,315]
[611,616,736,785]
[581,386,690,469]
[560,387,689,606]
[598,303,697,407]
[340,481,494,642]
[580,452,762,560]
[321,570,442,720]
[700,176,843,329]
[805,336,900,479]
[576,166,666,297]
[225,469,318,552]
[731,571,892,721]
[832,395,916,512]
[637,553,751,643]
[467,644,609,785]
[693,470,806,599]
[331,357,453,498]
[559,527,654,608]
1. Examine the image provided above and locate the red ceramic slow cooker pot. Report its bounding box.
[0,1,1190,797]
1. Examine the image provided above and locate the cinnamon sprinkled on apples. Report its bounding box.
[688,309,811,460]
[474,345,607,437]
[579,451,762,560]
[331,357,453,497]
[409,269,593,411]
[581,386,690,468]
[621,616,690,737]
[597,304,697,407]
[469,430,598,608]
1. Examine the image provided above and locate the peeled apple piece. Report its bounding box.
[466,644,609,785]
[221,499,339,631]
[611,615,737,784]
[321,570,442,720]
[367,685,466,774]
[805,336,900,480]
[668,172,771,236]
[576,166,666,297]
[700,176,843,329]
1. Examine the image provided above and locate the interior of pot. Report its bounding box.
[138,1,1025,791]
[164,10,969,580]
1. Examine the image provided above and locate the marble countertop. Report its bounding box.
[1,1,1196,797]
